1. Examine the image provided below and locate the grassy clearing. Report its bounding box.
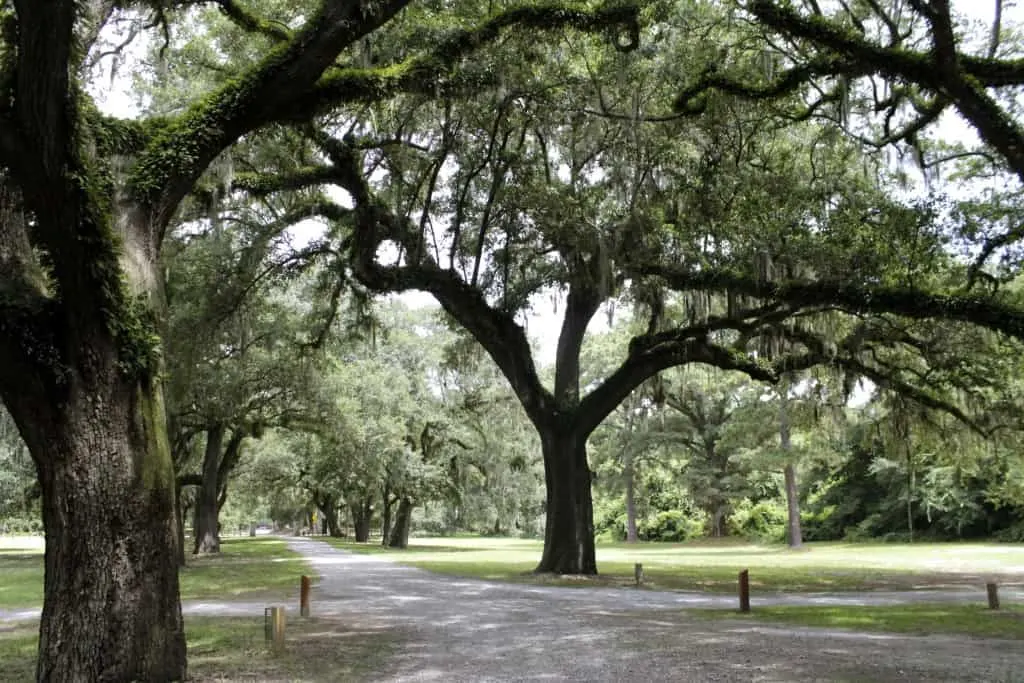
[180,537,309,601]
[0,536,309,609]
[690,603,1024,640]
[0,616,398,681]
[326,536,1024,593]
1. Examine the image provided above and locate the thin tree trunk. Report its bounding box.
[175,484,187,567]
[535,428,597,574]
[388,498,413,548]
[193,425,224,555]
[779,386,803,548]
[624,448,638,543]
[381,486,395,545]
[10,376,187,681]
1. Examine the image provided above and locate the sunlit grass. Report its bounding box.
[691,603,1024,640]
[327,536,1024,593]
[0,535,310,608]
[179,537,310,601]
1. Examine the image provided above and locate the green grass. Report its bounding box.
[0,536,309,609]
[179,537,310,601]
[690,603,1024,640]
[326,536,1024,594]
[0,616,398,681]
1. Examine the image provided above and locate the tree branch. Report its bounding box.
[639,265,1024,340]
[737,0,1024,179]
[576,336,774,437]
[128,0,415,237]
[213,0,291,42]
[277,4,640,120]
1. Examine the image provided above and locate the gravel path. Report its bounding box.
[274,538,1024,682]
[3,538,1023,681]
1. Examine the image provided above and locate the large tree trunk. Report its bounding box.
[350,498,372,542]
[624,449,638,543]
[193,425,224,555]
[323,497,343,537]
[388,498,413,548]
[536,429,596,574]
[9,376,187,682]
[779,388,803,548]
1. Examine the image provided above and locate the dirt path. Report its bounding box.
[277,537,1024,682]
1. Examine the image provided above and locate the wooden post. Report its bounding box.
[300,575,311,617]
[634,563,643,586]
[987,582,1000,610]
[264,606,286,652]
[738,569,750,612]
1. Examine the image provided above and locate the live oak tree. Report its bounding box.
[223,0,1024,574]
[0,0,640,679]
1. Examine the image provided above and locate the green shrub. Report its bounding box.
[639,509,703,542]
[729,499,787,542]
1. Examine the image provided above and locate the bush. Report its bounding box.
[639,509,703,542]
[593,498,628,541]
[994,522,1024,543]
[729,499,786,542]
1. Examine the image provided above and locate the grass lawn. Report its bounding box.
[0,616,397,681]
[689,603,1024,640]
[0,535,309,609]
[326,536,1024,594]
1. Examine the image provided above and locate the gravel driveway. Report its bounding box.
[279,537,1024,682]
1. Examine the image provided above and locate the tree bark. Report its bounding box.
[624,448,638,543]
[175,484,187,567]
[388,497,413,548]
[7,376,187,682]
[350,498,373,542]
[381,487,395,545]
[193,425,225,555]
[322,497,342,537]
[779,387,803,548]
[535,428,597,574]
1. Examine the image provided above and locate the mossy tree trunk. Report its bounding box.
[3,342,187,681]
[0,3,420,679]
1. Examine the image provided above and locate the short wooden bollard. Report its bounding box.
[300,575,311,617]
[738,569,751,612]
[987,582,1000,610]
[264,606,286,652]
[634,563,643,586]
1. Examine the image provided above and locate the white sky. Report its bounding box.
[90,0,1018,372]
